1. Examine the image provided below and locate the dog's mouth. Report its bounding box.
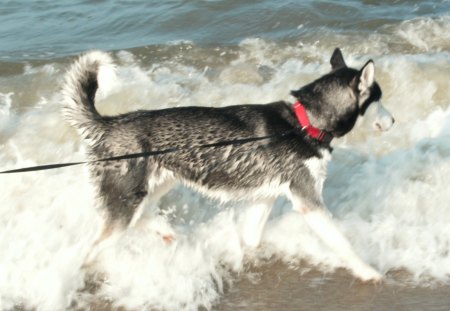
[375,123,384,131]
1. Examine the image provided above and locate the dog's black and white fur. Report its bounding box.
[62,48,394,282]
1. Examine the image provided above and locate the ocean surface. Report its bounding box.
[1,1,450,310]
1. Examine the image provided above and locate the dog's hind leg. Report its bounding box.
[130,178,177,243]
[240,199,275,248]
[84,181,177,267]
[83,161,150,266]
[129,178,176,228]
[290,193,382,282]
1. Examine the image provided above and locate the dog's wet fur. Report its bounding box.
[62,48,394,282]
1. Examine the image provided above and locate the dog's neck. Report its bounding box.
[293,101,333,144]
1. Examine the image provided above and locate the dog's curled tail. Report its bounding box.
[62,50,114,139]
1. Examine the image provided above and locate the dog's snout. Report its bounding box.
[373,115,395,132]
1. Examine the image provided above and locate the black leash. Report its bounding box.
[0,129,297,174]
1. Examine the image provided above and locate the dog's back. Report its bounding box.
[62,53,323,207]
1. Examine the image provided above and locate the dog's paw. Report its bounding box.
[355,266,383,284]
[159,233,176,244]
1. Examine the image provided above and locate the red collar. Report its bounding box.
[293,101,333,143]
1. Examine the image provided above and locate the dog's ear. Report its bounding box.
[330,48,347,70]
[358,60,375,93]
[290,89,300,99]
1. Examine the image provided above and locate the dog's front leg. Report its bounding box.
[292,197,382,282]
[240,199,275,248]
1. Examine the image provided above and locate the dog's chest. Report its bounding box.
[304,150,331,196]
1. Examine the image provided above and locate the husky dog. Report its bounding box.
[62,48,394,282]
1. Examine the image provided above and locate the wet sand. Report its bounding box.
[67,262,450,311]
[217,263,450,311]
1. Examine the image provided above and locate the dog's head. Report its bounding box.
[291,48,394,138]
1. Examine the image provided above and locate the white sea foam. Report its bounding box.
[0,92,14,138]
[394,16,450,52]
[0,37,449,310]
[0,93,13,116]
